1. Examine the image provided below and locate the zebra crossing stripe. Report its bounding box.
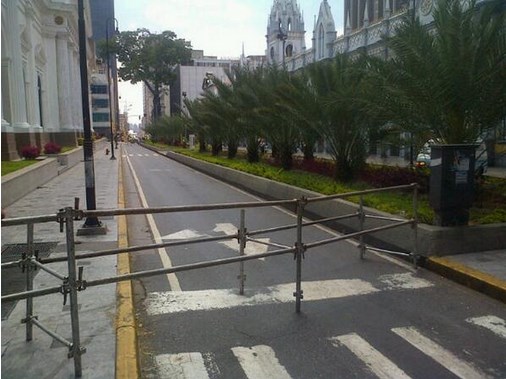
[146,274,432,316]
[392,327,491,379]
[330,333,411,379]
[146,279,379,315]
[231,345,291,379]
[466,315,506,339]
[155,352,209,379]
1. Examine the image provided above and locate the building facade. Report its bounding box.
[1,0,99,161]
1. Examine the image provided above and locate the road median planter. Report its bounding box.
[162,149,506,257]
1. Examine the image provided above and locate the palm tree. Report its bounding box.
[304,54,372,181]
[372,0,506,144]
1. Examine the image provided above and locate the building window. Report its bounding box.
[92,98,109,108]
[286,44,293,57]
[92,112,109,122]
[91,84,107,94]
[319,24,325,59]
[270,46,275,60]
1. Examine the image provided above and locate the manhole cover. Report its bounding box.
[1,242,57,263]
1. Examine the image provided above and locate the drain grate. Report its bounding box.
[1,242,57,263]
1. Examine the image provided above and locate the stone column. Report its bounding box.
[24,7,41,129]
[56,32,73,130]
[5,0,29,129]
[42,30,60,132]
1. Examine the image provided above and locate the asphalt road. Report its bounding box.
[123,143,506,379]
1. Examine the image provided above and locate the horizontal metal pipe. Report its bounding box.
[31,258,66,280]
[246,213,358,238]
[305,220,413,249]
[30,317,72,348]
[365,215,407,222]
[1,260,23,269]
[246,238,291,249]
[1,285,62,302]
[82,199,297,218]
[1,215,57,226]
[307,183,417,204]
[40,233,238,264]
[86,246,296,287]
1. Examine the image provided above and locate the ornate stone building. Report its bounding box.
[1,0,97,160]
[266,0,306,66]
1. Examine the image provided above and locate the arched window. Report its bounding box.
[287,18,292,31]
[270,46,275,61]
[286,44,293,57]
[318,24,325,59]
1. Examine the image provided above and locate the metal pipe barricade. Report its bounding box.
[1,183,419,378]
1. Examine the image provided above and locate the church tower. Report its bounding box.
[312,0,337,61]
[266,0,306,66]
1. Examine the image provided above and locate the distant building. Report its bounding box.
[89,0,119,140]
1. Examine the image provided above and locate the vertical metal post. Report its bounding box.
[412,185,419,269]
[25,223,34,341]
[294,198,305,313]
[359,196,366,259]
[77,0,101,229]
[64,207,83,377]
[238,209,246,295]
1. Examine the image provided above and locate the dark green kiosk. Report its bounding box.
[429,144,477,226]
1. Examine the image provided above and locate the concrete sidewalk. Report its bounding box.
[1,145,121,378]
[1,143,505,378]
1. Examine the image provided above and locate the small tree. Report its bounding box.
[114,29,192,122]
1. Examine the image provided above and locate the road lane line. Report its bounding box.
[125,154,182,291]
[466,315,506,339]
[392,327,491,379]
[330,333,411,379]
[155,353,209,379]
[231,345,291,379]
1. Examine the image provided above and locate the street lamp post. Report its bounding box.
[277,25,287,69]
[106,17,118,160]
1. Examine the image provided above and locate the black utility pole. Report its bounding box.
[277,25,288,69]
[106,17,118,160]
[77,0,104,233]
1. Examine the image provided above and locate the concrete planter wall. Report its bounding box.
[2,140,108,208]
[164,150,506,256]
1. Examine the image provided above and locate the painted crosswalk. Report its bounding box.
[146,273,433,315]
[153,316,505,378]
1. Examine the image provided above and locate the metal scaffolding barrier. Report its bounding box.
[1,183,418,377]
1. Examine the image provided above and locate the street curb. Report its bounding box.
[116,147,140,378]
[425,257,506,304]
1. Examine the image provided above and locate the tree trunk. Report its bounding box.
[227,141,238,159]
[246,136,259,163]
[280,147,293,170]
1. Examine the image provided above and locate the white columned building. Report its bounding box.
[1,0,96,160]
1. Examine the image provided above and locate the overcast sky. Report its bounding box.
[115,0,344,123]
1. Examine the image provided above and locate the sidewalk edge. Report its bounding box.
[116,148,140,378]
[425,257,506,304]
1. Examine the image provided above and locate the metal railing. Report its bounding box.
[1,183,418,377]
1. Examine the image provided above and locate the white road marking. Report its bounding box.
[144,154,150,156]
[377,272,433,290]
[149,168,171,172]
[330,333,411,379]
[213,223,271,260]
[392,327,491,379]
[231,345,291,379]
[145,275,434,315]
[466,315,506,339]
[137,154,143,157]
[161,229,206,240]
[125,154,181,291]
[155,352,209,379]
